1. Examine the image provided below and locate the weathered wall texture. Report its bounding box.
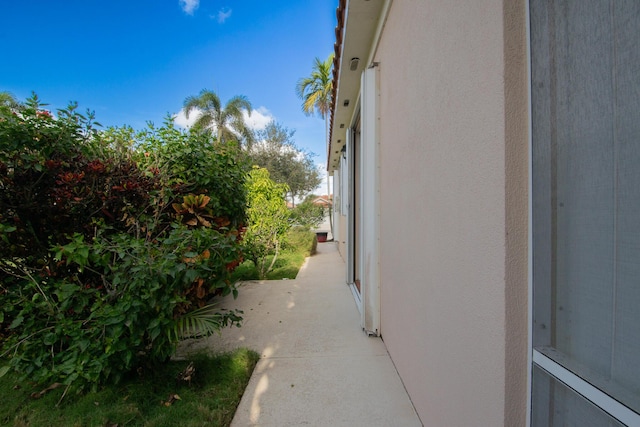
[374,0,529,425]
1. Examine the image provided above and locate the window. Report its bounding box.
[531,1,640,425]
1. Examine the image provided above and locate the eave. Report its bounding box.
[327,0,385,172]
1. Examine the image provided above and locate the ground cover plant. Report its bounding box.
[0,348,259,427]
[0,95,247,393]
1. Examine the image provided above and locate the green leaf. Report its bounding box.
[149,326,161,341]
[77,340,90,352]
[9,316,23,329]
[183,269,199,284]
[0,366,11,378]
[43,332,57,346]
[103,314,125,326]
[54,283,79,303]
[148,318,160,330]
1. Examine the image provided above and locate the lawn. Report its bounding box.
[0,348,259,427]
[231,228,317,281]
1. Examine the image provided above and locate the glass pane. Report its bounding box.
[531,0,640,417]
[531,366,625,427]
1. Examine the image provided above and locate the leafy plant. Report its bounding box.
[0,96,247,393]
[173,194,216,227]
[231,228,317,282]
[243,167,291,279]
[249,121,321,206]
[135,119,247,227]
[290,199,325,230]
[284,227,318,256]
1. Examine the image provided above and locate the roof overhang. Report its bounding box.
[327,0,385,172]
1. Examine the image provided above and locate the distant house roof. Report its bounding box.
[312,195,333,207]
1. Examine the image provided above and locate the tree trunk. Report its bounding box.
[265,240,280,278]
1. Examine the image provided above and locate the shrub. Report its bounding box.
[243,167,290,279]
[0,96,246,392]
[289,199,325,231]
[284,227,318,257]
[135,120,247,227]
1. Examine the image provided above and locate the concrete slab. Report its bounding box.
[179,242,422,426]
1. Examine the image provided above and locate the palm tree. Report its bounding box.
[295,53,334,121]
[183,89,255,148]
[295,53,335,235]
[0,91,21,110]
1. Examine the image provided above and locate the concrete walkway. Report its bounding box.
[180,242,422,426]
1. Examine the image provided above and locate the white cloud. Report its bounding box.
[179,0,199,15]
[315,162,332,196]
[216,8,232,23]
[243,106,274,131]
[173,108,201,128]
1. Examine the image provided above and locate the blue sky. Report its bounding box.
[1,0,336,166]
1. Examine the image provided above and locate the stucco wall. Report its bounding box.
[333,171,348,261]
[374,1,528,425]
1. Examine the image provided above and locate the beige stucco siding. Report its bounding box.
[374,1,528,425]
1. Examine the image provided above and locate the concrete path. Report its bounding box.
[180,242,422,427]
[312,212,333,241]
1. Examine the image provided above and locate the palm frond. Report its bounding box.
[182,88,254,147]
[295,53,334,118]
[198,89,222,112]
[226,95,252,117]
[173,304,230,340]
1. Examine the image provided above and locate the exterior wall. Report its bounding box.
[373,1,529,425]
[336,214,347,261]
[332,170,348,259]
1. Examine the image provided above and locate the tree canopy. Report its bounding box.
[183,88,255,149]
[0,91,21,110]
[243,167,290,279]
[296,53,334,233]
[249,121,321,206]
[295,53,334,119]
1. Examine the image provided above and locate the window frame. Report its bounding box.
[527,0,640,425]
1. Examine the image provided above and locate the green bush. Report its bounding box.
[135,120,247,226]
[289,200,324,231]
[0,96,246,392]
[284,227,318,256]
[243,167,290,279]
[230,228,317,282]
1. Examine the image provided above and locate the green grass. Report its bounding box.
[231,250,306,281]
[231,228,317,281]
[0,348,260,427]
